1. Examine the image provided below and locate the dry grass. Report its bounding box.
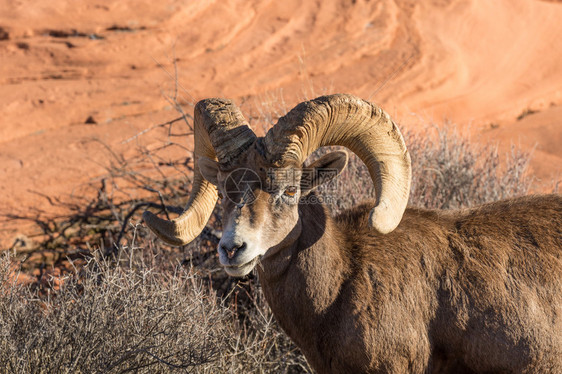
[0,100,536,373]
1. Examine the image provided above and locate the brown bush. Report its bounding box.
[0,246,310,373]
[315,125,532,213]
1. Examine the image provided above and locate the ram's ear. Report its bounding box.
[198,156,220,186]
[301,151,348,195]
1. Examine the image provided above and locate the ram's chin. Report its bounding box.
[224,257,259,277]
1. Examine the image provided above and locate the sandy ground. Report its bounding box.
[1,0,561,248]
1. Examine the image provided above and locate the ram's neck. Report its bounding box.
[257,201,348,363]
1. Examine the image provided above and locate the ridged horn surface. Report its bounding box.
[143,99,256,246]
[263,94,411,234]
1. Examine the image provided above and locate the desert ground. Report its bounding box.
[1,0,561,248]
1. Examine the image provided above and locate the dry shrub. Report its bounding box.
[0,245,310,373]
[406,126,531,208]
[0,248,227,373]
[315,125,532,213]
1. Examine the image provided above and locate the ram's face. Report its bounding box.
[198,146,349,277]
[206,149,302,277]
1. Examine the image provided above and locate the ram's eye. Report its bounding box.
[284,186,297,197]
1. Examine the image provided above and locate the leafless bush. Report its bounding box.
[407,125,532,208]
[314,125,532,213]
[0,247,227,373]
[0,244,310,373]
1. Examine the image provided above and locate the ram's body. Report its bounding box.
[259,193,562,373]
[143,94,562,373]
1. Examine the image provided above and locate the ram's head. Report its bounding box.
[143,94,411,276]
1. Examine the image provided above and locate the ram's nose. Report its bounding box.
[219,241,247,259]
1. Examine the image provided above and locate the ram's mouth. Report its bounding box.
[224,256,260,277]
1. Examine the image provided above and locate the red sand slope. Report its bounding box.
[1,0,561,246]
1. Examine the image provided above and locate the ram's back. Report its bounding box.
[335,194,562,372]
[434,194,562,372]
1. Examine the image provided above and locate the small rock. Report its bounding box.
[16,42,29,50]
[85,115,97,124]
[0,27,9,41]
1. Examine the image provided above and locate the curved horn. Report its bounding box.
[143,99,256,245]
[263,94,411,234]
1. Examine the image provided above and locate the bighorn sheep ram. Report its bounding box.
[143,94,562,373]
